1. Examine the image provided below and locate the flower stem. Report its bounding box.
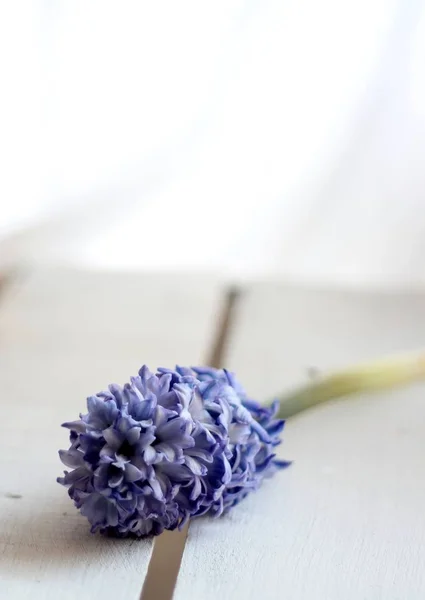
[276,352,425,420]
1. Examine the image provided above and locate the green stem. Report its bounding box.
[276,352,425,420]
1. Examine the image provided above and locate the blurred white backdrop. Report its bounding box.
[1,0,425,285]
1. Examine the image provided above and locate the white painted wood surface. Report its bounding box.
[0,268,222,599]
[176,284,425,600]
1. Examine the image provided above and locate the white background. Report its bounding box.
[2,0,425,286]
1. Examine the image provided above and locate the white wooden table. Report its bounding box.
[1,269,425,599]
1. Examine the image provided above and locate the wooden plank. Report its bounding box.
[175,283,425,600]
[0,267,223,600]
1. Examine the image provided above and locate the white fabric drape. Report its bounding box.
[2,1,425,285]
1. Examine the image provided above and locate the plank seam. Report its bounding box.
[139,286,242,600]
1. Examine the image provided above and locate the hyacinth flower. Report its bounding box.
[58,366,289,537]
[58,355,425,537]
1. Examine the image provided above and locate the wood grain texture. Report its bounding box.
[0,268,222,600]
[175,283,425,600]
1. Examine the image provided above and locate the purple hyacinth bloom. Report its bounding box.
[58,365,289,537]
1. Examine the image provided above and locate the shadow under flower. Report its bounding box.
[0,497,153,582]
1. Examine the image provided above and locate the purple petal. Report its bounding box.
[109,471,124,488]
[190,476,202,500]
[154,442,177,461]
[126,427,141,445]
[61,420,86,433]
[59,448,84,468]
[57,466,91,486]
[250,419,271,443]
[273,459,292,469]
[103,427,123,450]
[137,431,156,449]
[184,455,207,476]
[149,477,164,501]
[156,417,189,442]
[144,445,157,465]
[185,448,213,463]
[125,463,144,482]
[157,373,172,396]
[229,423,251,444]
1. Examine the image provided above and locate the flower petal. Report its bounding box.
[126,427,141,445]
[184,455,207,476]
[143,445,157,465]
[61,419,86,433]
[125,463,144,482]
[59,448,84,469]
[103,427,123,450]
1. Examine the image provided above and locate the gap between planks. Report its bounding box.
[140,287,241,600]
